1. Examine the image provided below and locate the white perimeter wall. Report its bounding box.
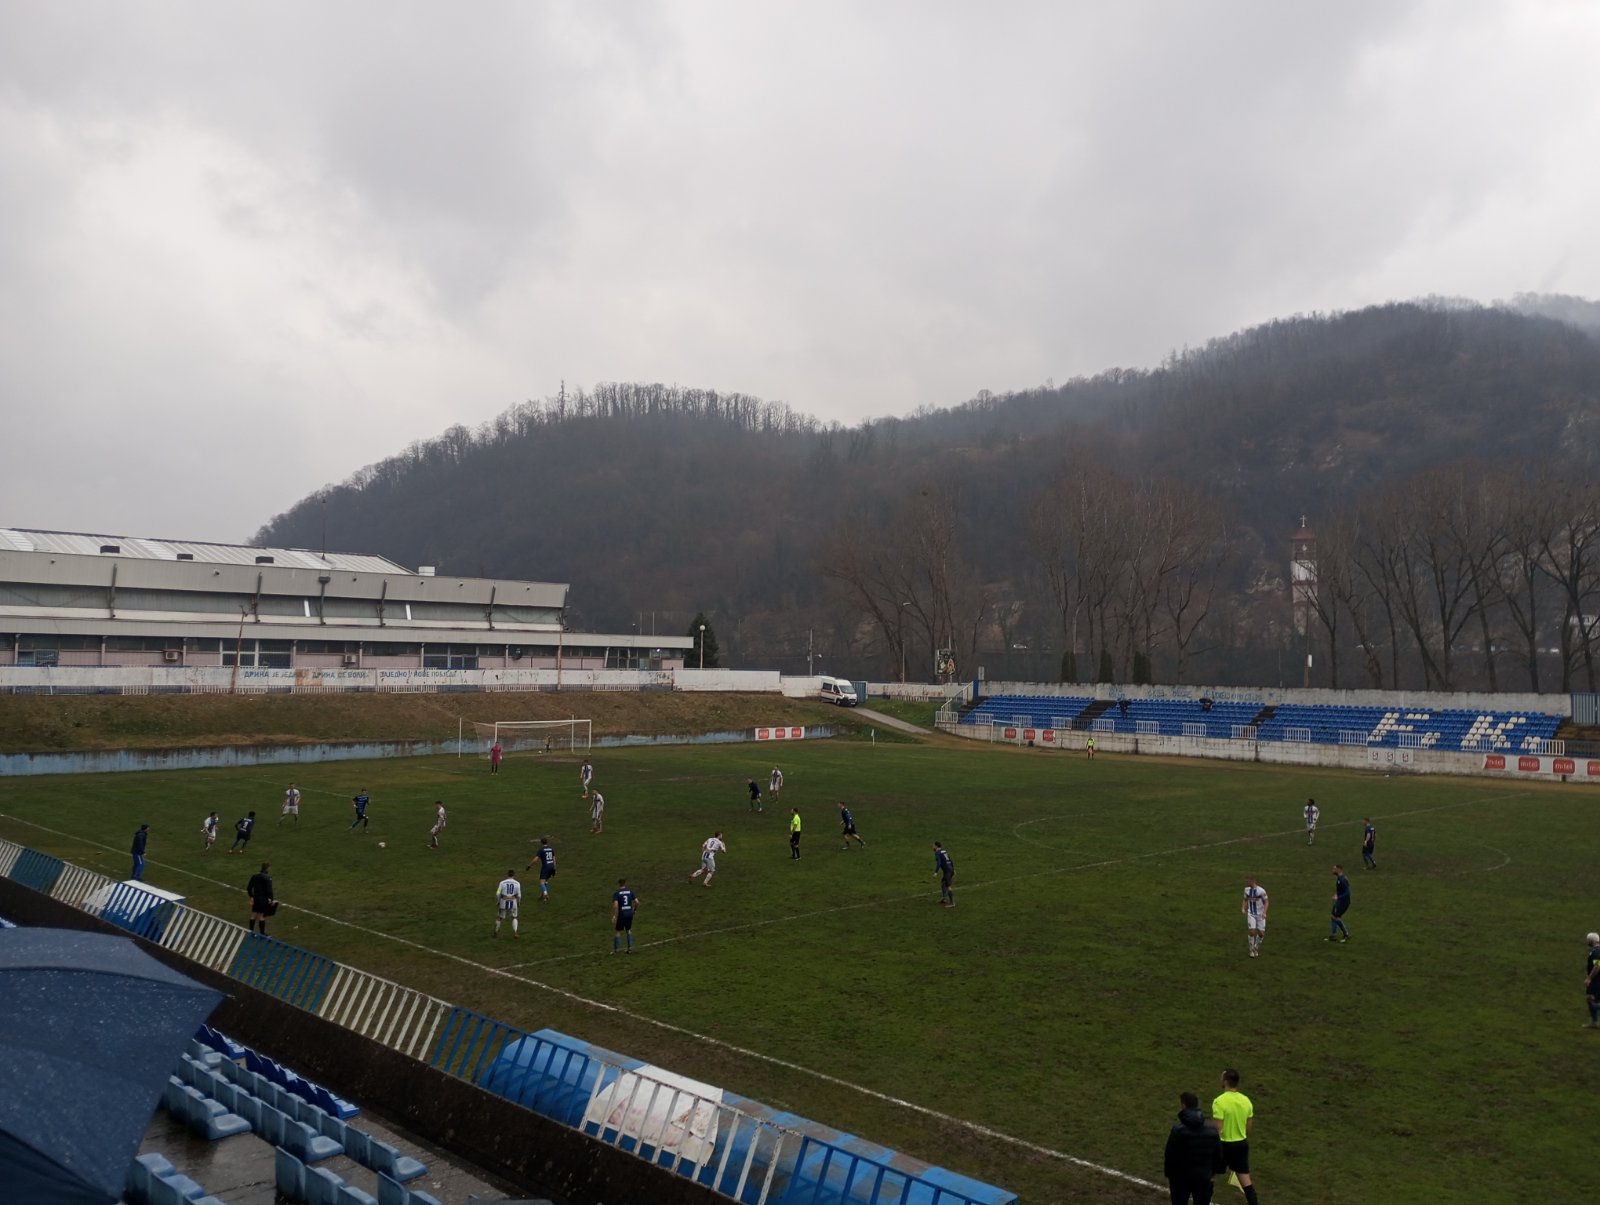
[0,665,784,693]
[948,723,1600,783]
[976,680,1569,717]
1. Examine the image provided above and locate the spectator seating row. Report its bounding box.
[200,1045,428,1181]
[172,1050,343,1163]
[1257,705,1561,750]
[193,1023,246,1060]
[1088,698,1262,737]
[169,1034,432,1192]
[126,1152,226,1205]
[162,1069,252,1141]
[273,1147,445,1205]
[959,693,1563,752]
[959,694,1095,729]
[194,1024,359,1118]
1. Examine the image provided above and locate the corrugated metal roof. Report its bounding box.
[0,528,411,574]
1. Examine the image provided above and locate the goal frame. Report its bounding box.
[474,719,592,756]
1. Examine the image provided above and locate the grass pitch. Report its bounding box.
[0,738,1593,1204]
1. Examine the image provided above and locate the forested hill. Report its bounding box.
[254,299,1600,686]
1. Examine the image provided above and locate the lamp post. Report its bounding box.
[899,601,912,683]
[699,624,706,670]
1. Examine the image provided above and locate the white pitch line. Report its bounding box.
[0,809,1164,1192]
[1458,842,1513,874]
[0,785,1535,1196]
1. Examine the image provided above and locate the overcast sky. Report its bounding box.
[2,1,1597,543]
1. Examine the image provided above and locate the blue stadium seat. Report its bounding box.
[368,1138,427,1183]
[149,1171,208,1203]
[283,1118,345,1164]
[342,1126,372,1168]
[231,1088,263,1130]
[305,1166,346,1205]
[127,1152,176,1201]
[336,1185,380,1205]
[313,1107,349,1147]
[274,1148,307,1201]
[255,1103,288,1146]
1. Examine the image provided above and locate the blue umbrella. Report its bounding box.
[0,927,223,1204]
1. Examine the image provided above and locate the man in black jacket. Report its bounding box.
[1164,1090,1222,1204]
[246,862,275,936]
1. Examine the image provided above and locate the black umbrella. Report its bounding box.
[0,927,223,1204]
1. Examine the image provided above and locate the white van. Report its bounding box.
[818,676,859,706]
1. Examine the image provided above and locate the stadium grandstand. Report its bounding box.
[956,692,1564,753]
[0,527,691,672]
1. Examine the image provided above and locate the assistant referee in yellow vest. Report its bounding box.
[1212,1068,1259,1204]
[789,808,802,860]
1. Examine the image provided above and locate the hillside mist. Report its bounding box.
[255,299,1600,692]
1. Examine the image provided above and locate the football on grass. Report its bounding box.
[377,841,387,849]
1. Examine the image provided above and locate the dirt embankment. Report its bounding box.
[0,691,859,753]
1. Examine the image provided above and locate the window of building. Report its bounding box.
[17,635,99,650]
[222,639,292,668]
[104,636,182,652]
[492,605,562,625]
[0,583,109,609]
[295,641,362,655]
[364,643,420,658]
[408,602,492,623]
[422,643,480,670]
[116,588,244,615]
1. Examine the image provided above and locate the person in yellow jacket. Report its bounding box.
[788,808,802,860]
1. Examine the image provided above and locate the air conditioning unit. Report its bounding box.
[342,654,360,667]
[162,649,181,663]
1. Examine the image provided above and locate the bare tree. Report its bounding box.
[1538,474,1600,691]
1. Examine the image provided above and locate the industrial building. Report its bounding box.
[0,528,690,671]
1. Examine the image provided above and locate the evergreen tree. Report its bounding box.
[1096,649,1115,683]
[689,613,721,668]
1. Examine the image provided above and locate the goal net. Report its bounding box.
[473,719,592,756]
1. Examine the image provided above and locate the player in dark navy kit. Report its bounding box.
[527,837,556,901]
[350,789,371,832]
[1327,865,1352,942]
[1361,818,1376,869]
[932,841,955,908]
[612,878,638,953]
[130,824,149,880]
[228,811,256,854]
[747,778,764,812]
[838,803,866,850]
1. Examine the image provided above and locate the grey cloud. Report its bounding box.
[0,1,1596,539]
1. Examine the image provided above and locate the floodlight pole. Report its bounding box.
[699,624,706,670]
[899,601,912,683]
